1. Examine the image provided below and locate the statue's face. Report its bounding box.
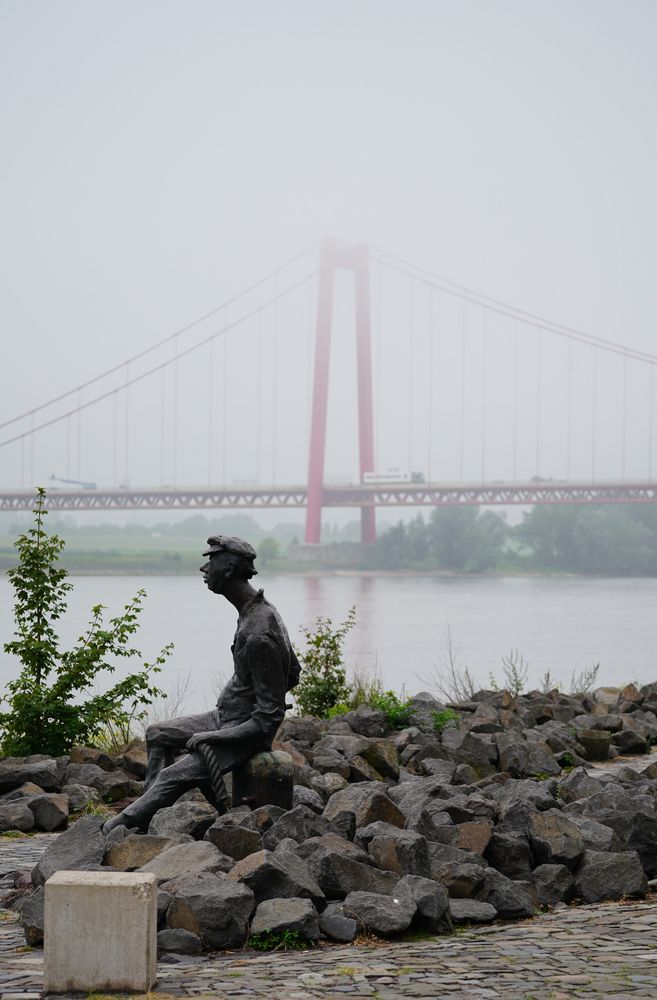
[200,552,231,594]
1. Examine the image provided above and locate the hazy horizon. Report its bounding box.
[2,1,656,508]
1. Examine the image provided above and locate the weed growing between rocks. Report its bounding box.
[249,928,312,951]
[432,708,460,732]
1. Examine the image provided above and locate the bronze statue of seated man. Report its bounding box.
[103,535,300,834]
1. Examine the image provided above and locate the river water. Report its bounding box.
[1,574,656,715]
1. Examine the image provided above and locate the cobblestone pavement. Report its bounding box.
[2,835,657,999]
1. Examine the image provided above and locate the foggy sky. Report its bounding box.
[1,0,656,513]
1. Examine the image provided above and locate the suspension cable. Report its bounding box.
[0,271,318,450]
[0,241,321,431]
[372,250,657,367]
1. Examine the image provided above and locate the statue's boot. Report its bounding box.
[102,811,144,836]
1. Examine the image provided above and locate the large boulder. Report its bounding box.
[32,815,106,886]
[323,782,405,831]
[532,864,575,906]
[449,898,497,924]
[360,823,431,878]
[567,787,657,876]
[343,890,416,938]
[250,897,320,944]
[262,805,330,850]
[205,812,263,860]
[165,872,255,949]
[297,833,397,899]
[439,862,487,899]
[612,728,649,755]
[575,729,611,761]
[408,692,450,732]
[562,813,621,854]
[575,850,647,903]
[495,734,560,778]
[228,849,324,906]
[527,809,585,870]
[409,801,456,843]
[395,874,452,933]
[63,763,141,801]
[61,783,102,813]
[454,820,493,856]
[105,834,193,871]
[17,887,45,945]
[484,832,533,881]
[149,800,217,839]
[476,869,537,919]
[319,907,358,942]
[232,750,294,811]
[139,841,233,883]
[157,928,202,954]
[340,705,387,738]
[0,758,61,793]
[69,746,116,771]
[27,793,68,832]
[0,801,35,833]
[357,740,400,781]
[428,842,488,888]
[293,785,326,812]
[117,745,148,779]
[557,769,604,804]
[276,717,323,746]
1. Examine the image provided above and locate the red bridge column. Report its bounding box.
[305,239,336,543]
[354,243,376,544]
[304,239,376,544]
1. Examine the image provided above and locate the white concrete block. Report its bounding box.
[44,870,157,993]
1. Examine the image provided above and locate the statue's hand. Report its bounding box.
[186,731,221,751]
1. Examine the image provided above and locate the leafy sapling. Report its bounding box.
[0,488,170,756]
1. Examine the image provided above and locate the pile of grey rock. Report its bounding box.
[6,681,657,954]
[0,744,146,833]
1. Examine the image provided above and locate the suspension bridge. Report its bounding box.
[2,239,656,542]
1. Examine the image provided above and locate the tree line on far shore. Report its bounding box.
[4,502,657,577]
[367,504,657,575]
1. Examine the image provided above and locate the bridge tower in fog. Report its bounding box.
[305,239,376,545]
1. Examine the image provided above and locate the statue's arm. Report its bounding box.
[186,720,259,749]
[186,636,287,749]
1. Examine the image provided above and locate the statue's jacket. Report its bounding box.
[216,589,301,744]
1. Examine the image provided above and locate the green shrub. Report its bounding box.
[327,702,350,718]
[368,689,413,729]
[432,708,460,733]
[293,608,355,717]
[0,489,170,757]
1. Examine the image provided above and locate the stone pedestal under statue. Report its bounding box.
[232,750,294,810]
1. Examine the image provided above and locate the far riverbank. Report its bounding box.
[1,547,656,579]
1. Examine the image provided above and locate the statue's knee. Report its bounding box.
[145,723,165,746]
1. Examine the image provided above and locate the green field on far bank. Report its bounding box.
[3,501,657,576]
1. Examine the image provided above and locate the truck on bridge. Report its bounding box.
[49,474,97,490]
[362,470,425,484]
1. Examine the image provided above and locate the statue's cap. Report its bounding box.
[203,535,257,562]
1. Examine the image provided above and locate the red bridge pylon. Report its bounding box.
[305,239,376,544]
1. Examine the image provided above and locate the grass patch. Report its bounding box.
[72,803,112,820]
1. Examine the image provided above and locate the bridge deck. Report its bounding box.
[1,480,656,511]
